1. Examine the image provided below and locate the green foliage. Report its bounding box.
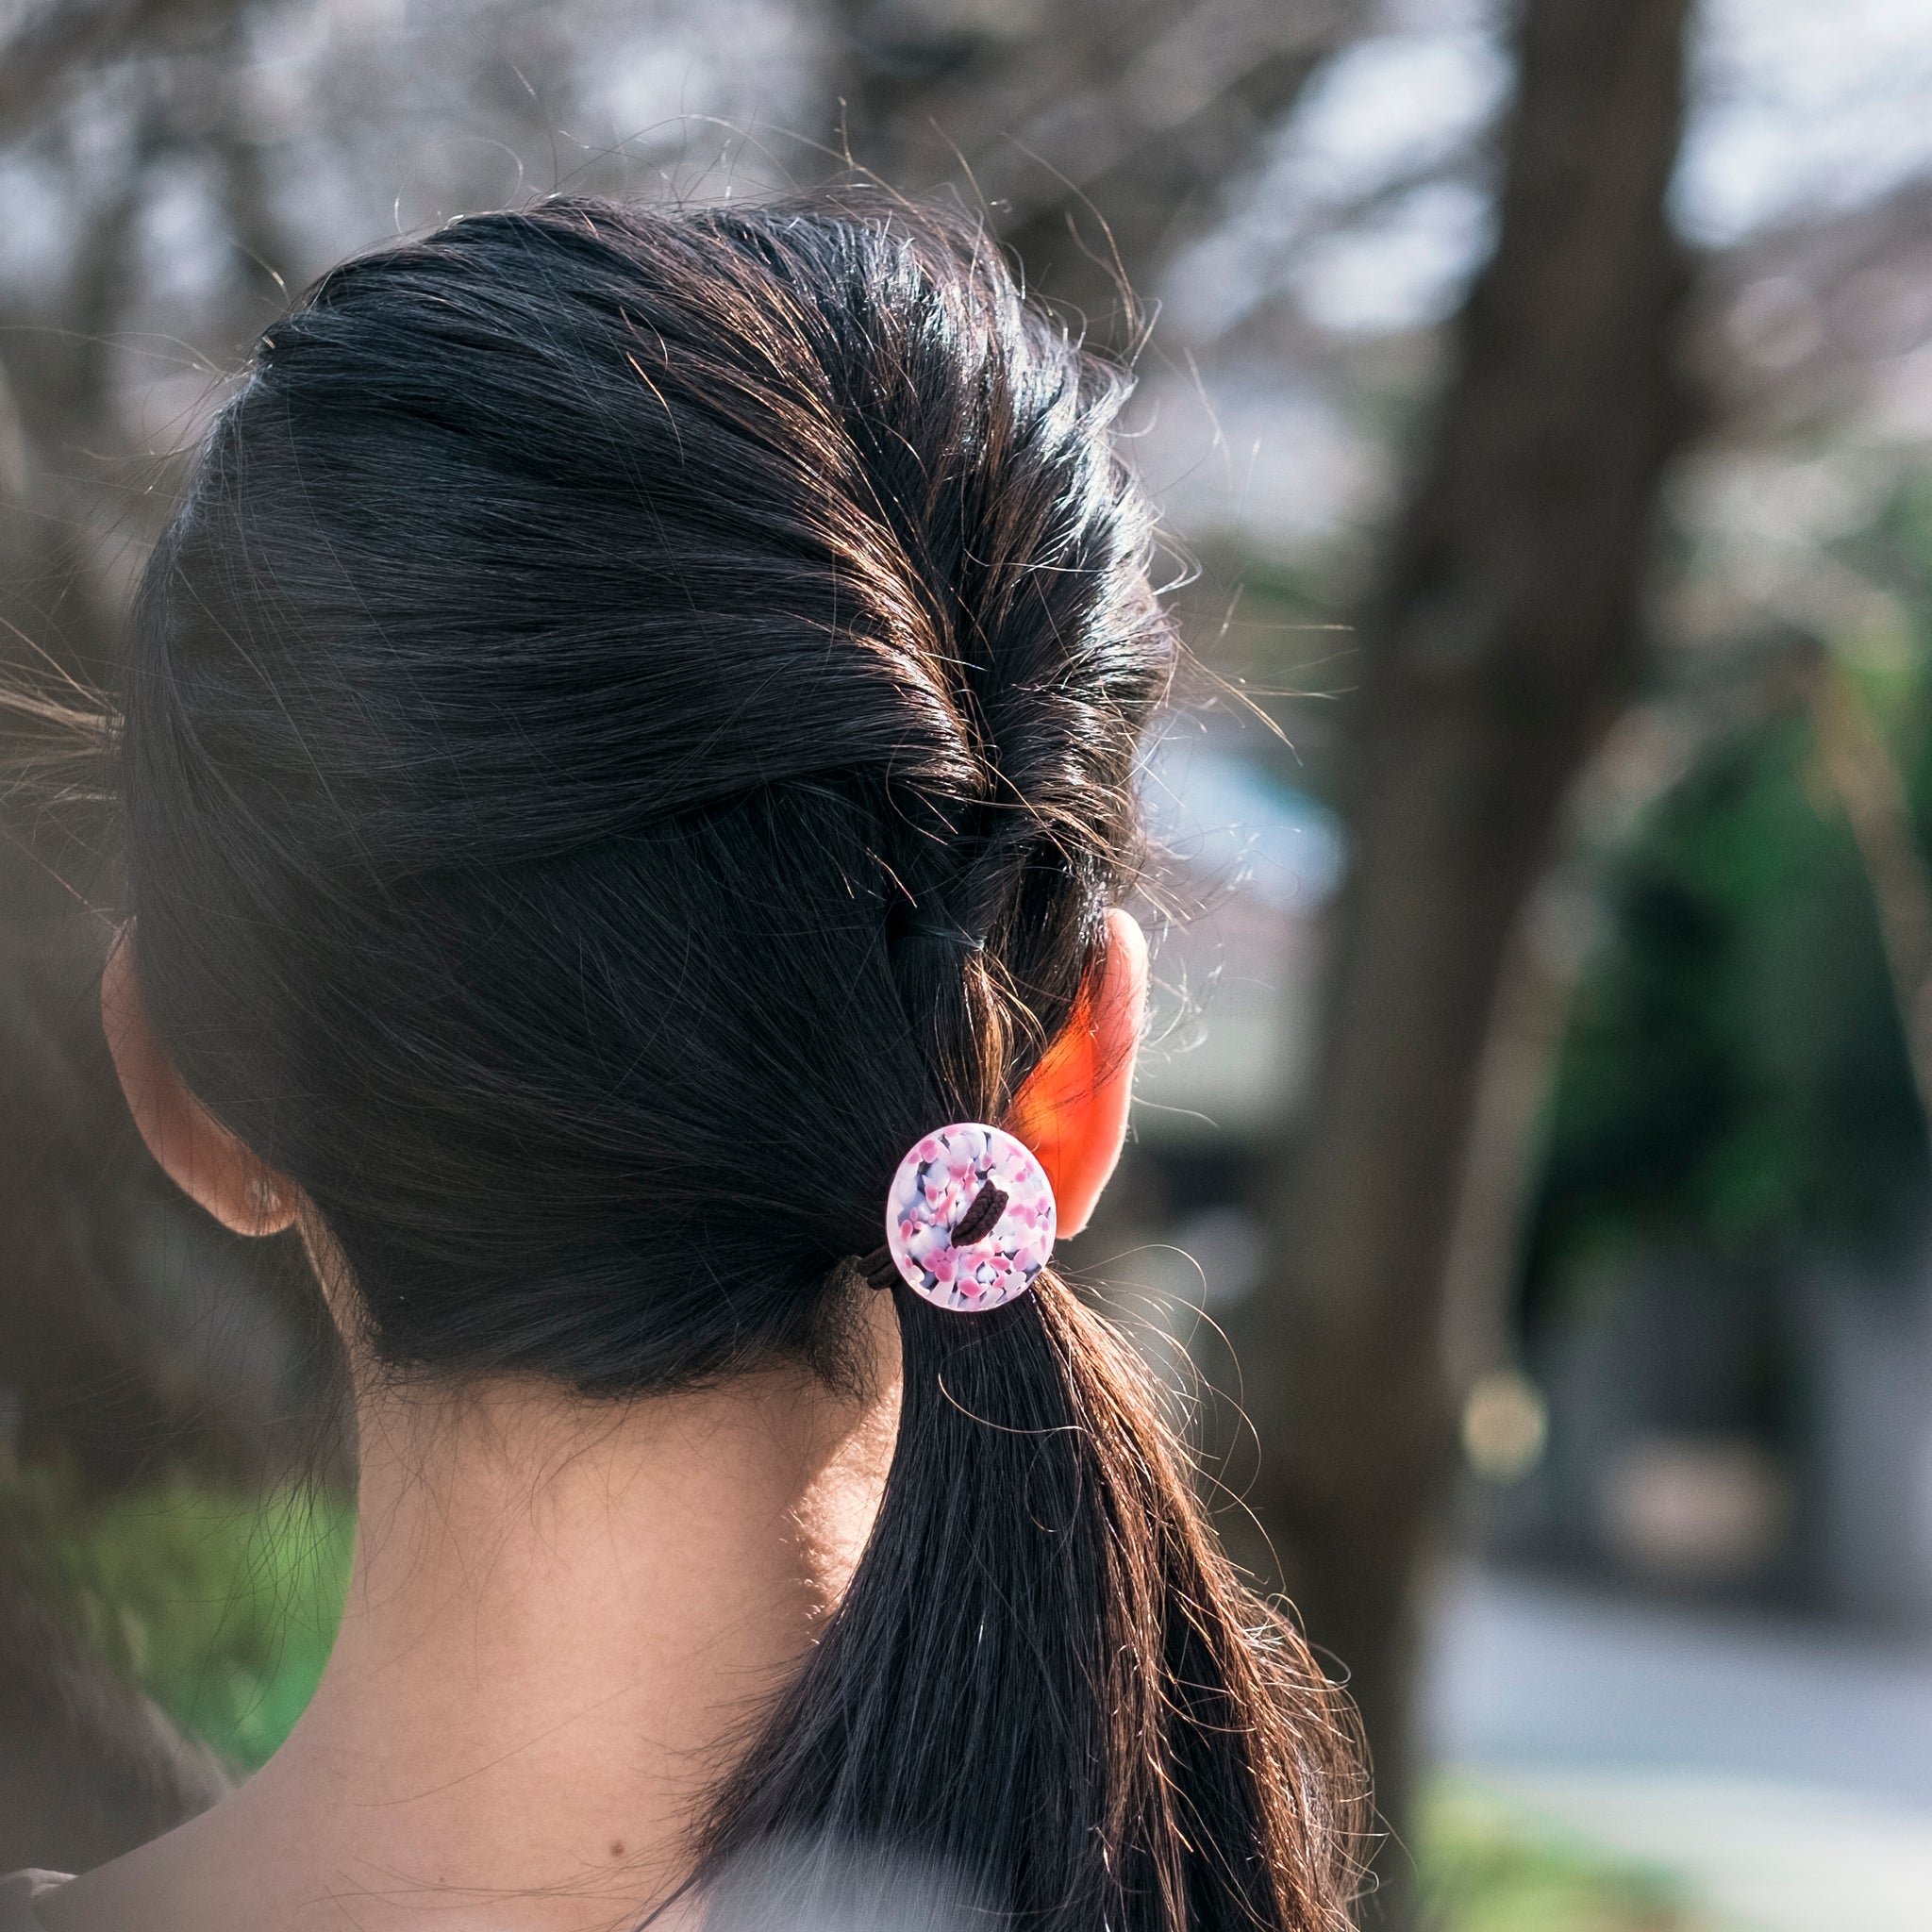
[0,1466,352,1769]
[1530,706,1928,1300]
[1418,1783,1724,1932]
[1529,473,1932,1304]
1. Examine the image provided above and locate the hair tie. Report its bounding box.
[859,1123,1056,1310]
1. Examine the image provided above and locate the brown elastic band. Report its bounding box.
[952,1181,1009,1246]
[860,1180,1010,1291]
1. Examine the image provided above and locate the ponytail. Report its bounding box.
[693,1268,1363,1930]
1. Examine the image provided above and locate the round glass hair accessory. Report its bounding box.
[884,1122,1057,1311]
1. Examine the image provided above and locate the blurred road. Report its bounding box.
[1425,1566,1932,1928]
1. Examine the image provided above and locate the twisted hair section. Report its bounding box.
[120,195,1363,1927]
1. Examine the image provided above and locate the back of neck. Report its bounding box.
[42,1314,901,1932]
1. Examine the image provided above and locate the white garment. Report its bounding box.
[0,1871,70,1931]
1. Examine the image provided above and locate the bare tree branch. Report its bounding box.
[824,0,1372,323]
[1693,172,1932,435]
[1810,657,1932,1133]
[0,0,205,148]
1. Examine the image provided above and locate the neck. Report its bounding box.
[50,1305,901,1932]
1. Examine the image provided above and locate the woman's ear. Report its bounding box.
[1008,907,1147,1239]
[101,926,298,1238]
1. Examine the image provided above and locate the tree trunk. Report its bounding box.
[1227,1,1698,1918]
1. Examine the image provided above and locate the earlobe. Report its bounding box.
[101,925,298,1239]
[1008,908,1148,1239]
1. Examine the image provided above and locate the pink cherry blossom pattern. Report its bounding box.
[884,1122,1057,1311]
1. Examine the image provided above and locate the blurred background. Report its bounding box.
[2,0,1931,1924]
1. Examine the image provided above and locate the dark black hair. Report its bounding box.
[119,195,1362,1929]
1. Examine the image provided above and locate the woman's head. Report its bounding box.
[108,197,1360,1929]
[118,196,1164,1390]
